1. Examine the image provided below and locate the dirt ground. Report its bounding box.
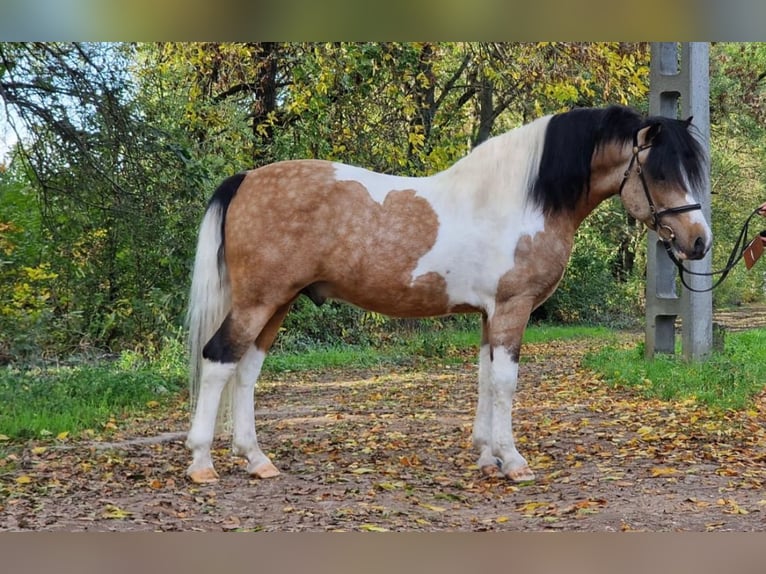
[2,310,766,532]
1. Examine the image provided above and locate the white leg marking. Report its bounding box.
[489,347,533,481]
[231,347,278,477]
[186,359,237,481]
[472,344,497,471]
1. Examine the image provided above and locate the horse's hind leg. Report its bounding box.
[186,358,236,483]
[231,302,293,479]
[186,305,276,484]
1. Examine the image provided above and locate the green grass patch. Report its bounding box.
[522,323,614,344]
[264,322,614,372]
[0,322,636,441]
[583,328,766,410]
[0,344,186,440]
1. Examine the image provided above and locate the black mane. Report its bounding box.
[530,105,706,214]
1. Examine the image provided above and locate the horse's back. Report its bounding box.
[222,159,465,315]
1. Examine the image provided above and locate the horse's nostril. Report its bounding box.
[693,236,706,259]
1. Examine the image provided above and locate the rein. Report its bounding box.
[618,132,763,293]
[664,206,765,293]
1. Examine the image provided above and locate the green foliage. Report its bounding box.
[3,41,765,363]
[583,328,766,410]
[0,174,58,361]
[708,43,766,305]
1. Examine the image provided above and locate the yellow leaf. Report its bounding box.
[419,503,446,512]
[517,501,548,514]
[16,475,32,484]
[650,467,678,477]
[103,504,132,519]
[359,524,389,532]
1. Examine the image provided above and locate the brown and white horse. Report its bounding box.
[185,105,711,484]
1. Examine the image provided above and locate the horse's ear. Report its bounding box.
[636,122,662,147]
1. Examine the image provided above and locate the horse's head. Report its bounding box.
[618,117,712,261]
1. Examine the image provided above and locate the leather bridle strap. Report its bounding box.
[618,132,702,238]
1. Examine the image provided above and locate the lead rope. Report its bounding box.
[665,205,766,293]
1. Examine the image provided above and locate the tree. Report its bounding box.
[0,42,665,358]
[0,42,203,355]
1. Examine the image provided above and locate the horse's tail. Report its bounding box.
[186,173,246,431]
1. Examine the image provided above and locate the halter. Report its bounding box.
[619,130,762,293]
[617,131,702,242]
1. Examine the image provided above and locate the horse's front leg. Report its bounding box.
[473,302,535,482]
[473,315,500,473]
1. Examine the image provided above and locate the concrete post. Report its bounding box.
[645,42,713,360]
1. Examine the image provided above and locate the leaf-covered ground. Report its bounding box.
[2,333,766,531]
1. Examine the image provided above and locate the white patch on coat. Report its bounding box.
[412,117,550,311]
[332,115,552,313]
[332,163,423,204]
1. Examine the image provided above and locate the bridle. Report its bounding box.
[618,129,760,293]
[617,131,702,242]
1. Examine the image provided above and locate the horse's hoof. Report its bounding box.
[481,464,502,477]
[505,466,535,483]
[249,461,280,479]
[187,467,219,484]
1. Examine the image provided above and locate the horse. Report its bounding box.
[184,104,711,484]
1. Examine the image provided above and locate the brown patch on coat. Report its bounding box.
[223,160,454,321]
[488,214,577,356]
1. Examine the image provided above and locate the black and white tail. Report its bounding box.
[186,174,244,429]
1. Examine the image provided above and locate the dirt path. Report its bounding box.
[2,321,765,532]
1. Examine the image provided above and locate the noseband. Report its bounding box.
[617,132,702,241]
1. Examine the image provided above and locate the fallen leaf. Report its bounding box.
[103,504,132,519]
[419,503,446,512]
[650,467,678,477]
[359,524,389,532]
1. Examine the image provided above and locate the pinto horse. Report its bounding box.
[185,105,711,484]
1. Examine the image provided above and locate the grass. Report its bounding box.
[0,342,186,440]
[1,322,764,441]
[582,327,766,410]
[264,322,613,372]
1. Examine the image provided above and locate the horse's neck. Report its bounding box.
[439,127,544,202]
